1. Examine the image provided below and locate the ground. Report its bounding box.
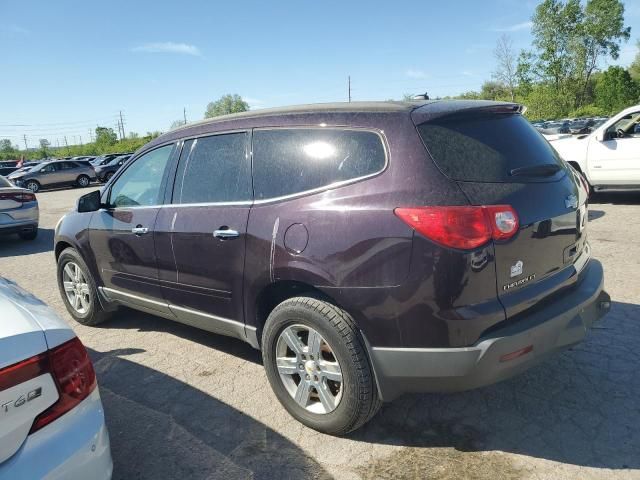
[1,186,639,480]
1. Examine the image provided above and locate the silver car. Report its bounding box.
[0,176,38,240]
[11,160,96,193]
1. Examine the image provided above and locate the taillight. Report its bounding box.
[0,192,36,203]
[29,337,97,433]
[394,205,519,249]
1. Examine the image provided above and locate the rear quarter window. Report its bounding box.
[252,128,386,200]
[417,114,564,183]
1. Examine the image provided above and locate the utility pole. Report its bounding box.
[348,76,351,102]
[119,110,125,139]
[183,107,187,125]
[88,128,94,142]
[23,134,28,150]
[64,136,68,148]
[80,135,83,146]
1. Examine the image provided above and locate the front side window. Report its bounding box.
[607,111,640,139]
[40,164,55,173]
[252,128,386,200]
[174,132,251,204]
[109,144,173,208]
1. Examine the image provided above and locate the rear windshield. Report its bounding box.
[417,114,564,182]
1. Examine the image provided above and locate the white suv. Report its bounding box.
[549,104,640,193]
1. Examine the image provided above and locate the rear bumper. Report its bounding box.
[0,388,112,480]
[369,259,609,401]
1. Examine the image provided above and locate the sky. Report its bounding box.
[1,0,639,148]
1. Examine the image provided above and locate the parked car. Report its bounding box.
[0,161,19,177]
[11,160,96,193]
[0,276,112,479]
[0,175,38,240]
[54,101,610,435]
[6,162,39,180]
[549,104,640,193]
[94,155,130,183]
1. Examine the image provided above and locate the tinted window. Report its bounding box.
[175,132,250,204]
[253,129,386,199]
[59,162,76,169]
[417,114,564,183]
[109,145,173,207]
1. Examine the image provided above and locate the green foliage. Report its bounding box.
[95,126,117,146]
[630,40,640,81]
[522,0,630,111]
[595,66,639,114]
[204,94,249,118]
[0,139,15,153]
[569,105,606,117]
[519,84,575,120]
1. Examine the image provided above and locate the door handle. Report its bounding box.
[131,226,149,235]
[213,228,239,239]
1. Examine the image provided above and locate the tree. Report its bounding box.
[204,94,249,118]
[630,40,640,81]
[0,139,14,153]
[39,139,50,149]
[492,34,517,101]
[595,66,639,113]
[527,0,630,109]
[95,126,117,146]
[480,80,510,100]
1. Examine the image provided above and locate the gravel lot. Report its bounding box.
[1,186,639,480]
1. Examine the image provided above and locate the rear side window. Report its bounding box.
[253,128,386,200]
[417,114,564,182]
[175,132,251,204]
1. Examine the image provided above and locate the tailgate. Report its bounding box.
[415,107,590,319]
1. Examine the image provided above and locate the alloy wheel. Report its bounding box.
[62,261,91,314]
[275,324,343,414]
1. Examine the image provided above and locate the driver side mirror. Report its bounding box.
[77,190,103,213]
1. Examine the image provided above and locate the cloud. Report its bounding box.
[461,70,475,77]
[131,42,201,56]
[405,69,429,79]
[491,21,533,32]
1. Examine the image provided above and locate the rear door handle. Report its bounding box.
[131,226,149,235]
[214,229,239,239]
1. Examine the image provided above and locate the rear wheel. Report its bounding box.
[25,180,39,193]
[57,247,112,326]
[18,228,37,240]
[262,296,381,435]
[76,175,90,188]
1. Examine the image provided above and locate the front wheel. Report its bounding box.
[57,247,112,326]
[262,297,381,435]
[25,180,39,193]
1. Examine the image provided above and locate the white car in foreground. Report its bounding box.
[548,104,640,193]
[0,277,112,480]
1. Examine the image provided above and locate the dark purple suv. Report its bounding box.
[54,101,610,434]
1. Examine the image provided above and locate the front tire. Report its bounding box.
[262,296,381,435]
[57,247,112,326]
[25,180,40,193]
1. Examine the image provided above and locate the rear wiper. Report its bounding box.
[509,163,561,177]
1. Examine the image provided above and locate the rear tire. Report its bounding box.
[25,180,39,193]
[76,175,90,188]
[57,247,112,326]
[19,228,37,240]
[262,296,381,435]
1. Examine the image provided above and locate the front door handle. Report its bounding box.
[131,226,149,235]
[213,228,239,240]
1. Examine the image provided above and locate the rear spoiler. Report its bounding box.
[411,101,526,125]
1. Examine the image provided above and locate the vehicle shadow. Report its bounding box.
[97,307,262,365]
[0,228,54,257]
[88,346,330,480]
[351,300,640,472]
[587,209,605,221]
[590,192,640,205]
